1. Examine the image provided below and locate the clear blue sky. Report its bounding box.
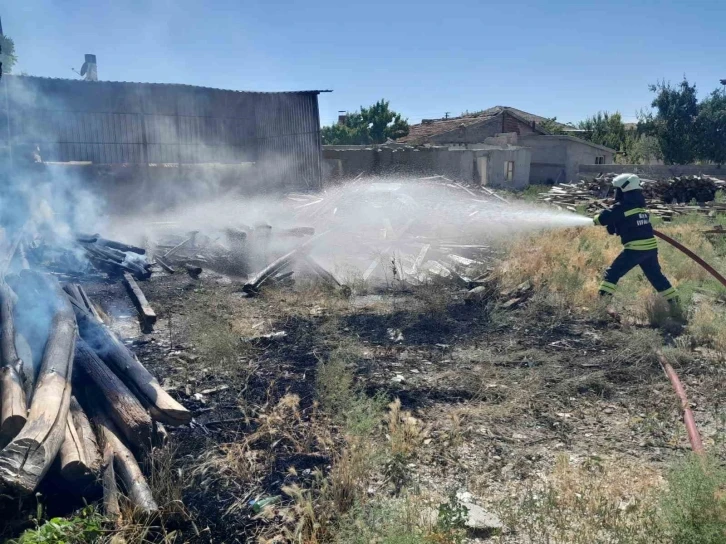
[3,0,724,126]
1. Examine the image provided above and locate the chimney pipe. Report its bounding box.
[81,54,98,81]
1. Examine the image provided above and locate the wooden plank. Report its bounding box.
[123,272,157,331]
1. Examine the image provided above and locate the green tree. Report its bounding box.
[321,100,409,145]
[639,79,699,164]
[538,117,567,135]
[0,34,18,74]
[694,90,726,165]
[629,134,663,164]
[578,111,629,153]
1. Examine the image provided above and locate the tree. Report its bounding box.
[694,90,726,165]
[321,100,409,145]
[629,134,663,165]
[0,34,18,74]
[538,117,567,135]
[639,79,699,164]
[577,111,629,153]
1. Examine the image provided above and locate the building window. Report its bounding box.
[595,156,605,165]
[505,161,515,181]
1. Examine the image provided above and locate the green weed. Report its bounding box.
[10,505,104,544]
[660,454,726,544]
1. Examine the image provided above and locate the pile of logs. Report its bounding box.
[0,235,189,517]
[641,176,721,204]
[538,173,726,220]
[77,234,152,281]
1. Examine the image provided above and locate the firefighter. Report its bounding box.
[593,173,678,302]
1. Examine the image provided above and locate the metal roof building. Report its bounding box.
[0,75,330,189]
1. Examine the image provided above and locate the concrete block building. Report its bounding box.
[398,106,615,185]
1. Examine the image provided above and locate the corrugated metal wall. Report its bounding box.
[0,76,323,189]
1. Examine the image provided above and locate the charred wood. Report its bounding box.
[97,238,146,255]
[123,272,157,331]
[0,274,76,495]
[90,401,158,514]
[0,280,27,445]
[69,396,101,475]
[101,443,122,525]
[74,338,154,449]
[184,264,202,279]
[155,255,175,274]
[71,299,190,426]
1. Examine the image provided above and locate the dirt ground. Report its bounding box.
[6,263,723,543]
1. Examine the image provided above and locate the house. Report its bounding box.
[397,106,616,184]
[323,142,531,189]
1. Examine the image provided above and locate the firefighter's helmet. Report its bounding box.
[612,173,641,192]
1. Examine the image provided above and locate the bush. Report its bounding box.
[10,506,103,544]
[660,454,726,544]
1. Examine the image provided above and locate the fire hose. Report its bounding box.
[654,229,726,289]
[651,228,724,456]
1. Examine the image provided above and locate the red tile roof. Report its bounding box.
[398,106,564,144]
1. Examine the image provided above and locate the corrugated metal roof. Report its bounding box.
[5,74,331,95]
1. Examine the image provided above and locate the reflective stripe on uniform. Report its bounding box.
[623,207,647,217]
[659,287,678,301]
[599,281,617,294]
[593,214,601,225]
[624,237,658,250]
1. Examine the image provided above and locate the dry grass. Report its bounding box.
[498,454,665,544]
[496,214,726,352]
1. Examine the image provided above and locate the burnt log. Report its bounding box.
[74,338,153,449]
[0,280,27,445]
[83,244,150,280]
[62,283,84,305]
[78,285,104,324]
[101,443,122,525]
[0,274,76,495]
[302,255,350,295]
[71,300,190,426]
[243,244,313,295]
[123,272,157,331]
[63,283,104,324]
[69,396,101,475]
[75,233,99,244]
[152,421,168,448]
[59,411,94,484]
[90,403,158,514]
[155,255,175,274]
[163,237,192,258]
[97,238,146,255]
[184,263,202,279]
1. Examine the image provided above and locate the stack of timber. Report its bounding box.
[538,173,726,221]
[0,233,189,519]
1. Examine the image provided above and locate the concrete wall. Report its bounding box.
[564,138,615,183]
[482,148,531,189]
[323,147,476,182]
[323,145,530,189]
[520,135,614,183]
[579,163,726,179]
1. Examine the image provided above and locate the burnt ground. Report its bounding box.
[4,267,724,542]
